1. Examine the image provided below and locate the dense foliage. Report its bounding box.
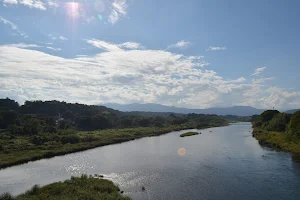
[252,110,300,157]
[0,175,131,200]
[287,111,300,138]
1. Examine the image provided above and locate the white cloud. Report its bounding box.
[119,42,144,49]
[47,0,59,8]
[59,36,68,41]
[4,43,41,48]
[0,41,299,110]
[85,16,95,24]
[169,40,191,49]
[0,16,27,37]
[108,9,119,24]
[46,46,62,51]
[109,0,127,24]
[252,77,275,84]
[3,0,18,5]
[206,46,227,51]
[20,0,46,10]
[229,77,246,83]
[86,39,123,52]
[48,33,68,41]
[252,67,266,76]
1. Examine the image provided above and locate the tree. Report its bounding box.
[287,111,300,138]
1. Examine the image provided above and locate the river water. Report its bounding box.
[1,122,300,199]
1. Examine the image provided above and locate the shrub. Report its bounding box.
[60,135,80,144]
[0,193,15,200]
[259,110,280,123]
[264,113,291,132]
[287,111,300,138]
[25,185,40,196]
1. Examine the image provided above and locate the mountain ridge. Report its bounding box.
[101,103,266,116]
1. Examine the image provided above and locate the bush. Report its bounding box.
[287,111,300,138]
[59,128,77,135]
[81,135,98,143]
[60,135,80,144]
[25,185,40,196]
[259,110,280,123]
[264,113,291,132]
[0,192,15,200]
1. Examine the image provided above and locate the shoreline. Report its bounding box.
[0,123,228,170]
[252,128,300,162]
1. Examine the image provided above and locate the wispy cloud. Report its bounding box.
[86,39,123,52]
[47,0,59,8]
[206,46,227,51]
[85,16,95,24]
[48,33,68,41]
[252,77,275,84]
[168,40,191,49]
[46,46,62,51]
[252,67,266,76]
[20,0,46,10]
[0,16,27,38]
[59,36,68,41]
[5,43,41,48]
[3,0,18,5]
[109,0,127,24]
[119,42,144,49]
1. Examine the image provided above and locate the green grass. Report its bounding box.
[180,132,199,137]
[252,128,300,161]
[0,122,227,169]
[0,175,131,200]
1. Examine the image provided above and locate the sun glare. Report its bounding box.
[66,2,80,19]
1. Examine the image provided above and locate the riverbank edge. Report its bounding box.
[252,127,300,162]
[0,123,228,169]
[180,132,200,137]
[1,174,131,200]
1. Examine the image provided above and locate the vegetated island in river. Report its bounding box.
[0,98,228,169]
[252,110,300,161]
[0,174,131,200]
[180,132,200,137]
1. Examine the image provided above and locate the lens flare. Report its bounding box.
[66,2,80,19]
[178,148,186,156]
[97,14,103,20]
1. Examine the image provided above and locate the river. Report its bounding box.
[1,122,300,199]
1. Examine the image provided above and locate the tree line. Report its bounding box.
[0,98,227,136]
[252,109,300,138]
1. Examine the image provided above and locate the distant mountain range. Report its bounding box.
[101,103,266,116]
[284,109,300,114]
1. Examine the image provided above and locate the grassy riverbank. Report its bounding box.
[253,128,300,153]
[0,122,227,169]
[0,175,131,200]
[252,110,300,161]
[180,132,199,137]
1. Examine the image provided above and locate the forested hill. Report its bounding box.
[0,98,227,133]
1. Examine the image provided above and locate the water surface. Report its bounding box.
[1,123,300,199]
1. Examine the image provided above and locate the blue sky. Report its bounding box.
[0,0,300,110]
